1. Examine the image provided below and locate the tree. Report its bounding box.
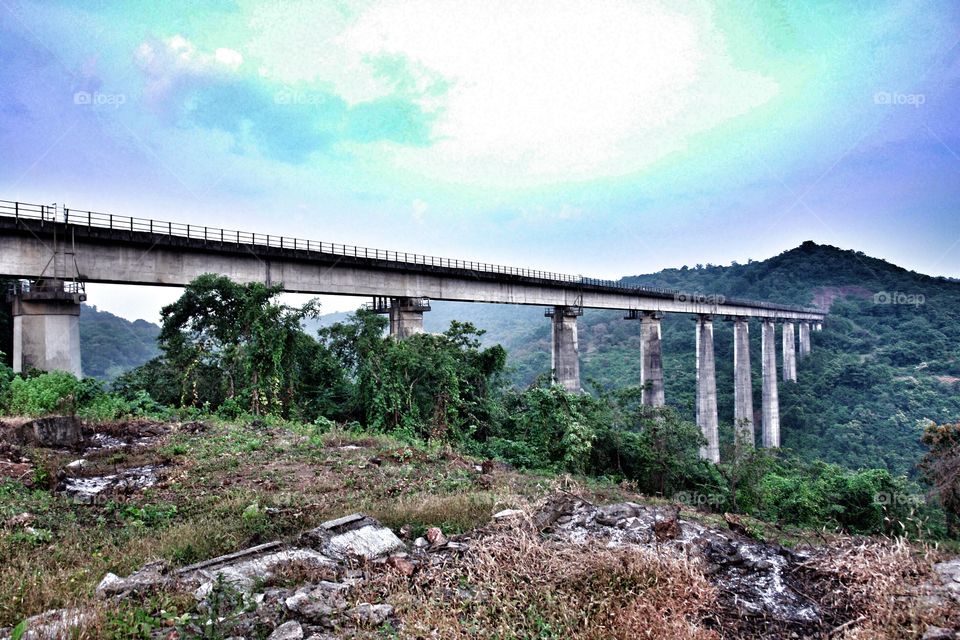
[157,274,319,416]
[921,422,960,536]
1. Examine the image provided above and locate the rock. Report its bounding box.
[19,417,83,448]
[189,548,335,600]
[922,626,955,640]
[6,607,92,639]
[284,582,350,622]
[412,537,428,549]
[426,527,447,546]
[96,560,171,598]
[65,459,87,471]
[723,512,750,537]
[349,603,394,627]
[267,620,304,640]
[653,514,681,542]
[493,509,525,521]
[4,512,35,529]
[302,514,406,560]
[387,555,415,576]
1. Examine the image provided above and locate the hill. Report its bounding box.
[393,242,960,475]
[78,304,161,380]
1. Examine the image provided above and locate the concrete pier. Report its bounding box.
[695,315,720,462]
[761,319,780,448]
[549,306,581,392]
[10,284,82,377]
[387,297,429,338]
[733,317,755,450]
[782,322,797,382]
[639,311,665,407]
[798,322,811,359]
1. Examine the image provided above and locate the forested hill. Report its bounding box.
[416,242,960,475]
[79,305,160,380]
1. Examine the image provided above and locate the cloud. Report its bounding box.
[134,35,438,162]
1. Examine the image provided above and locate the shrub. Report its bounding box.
[3,371,81,416]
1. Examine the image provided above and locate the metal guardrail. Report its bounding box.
[0,199,823,315]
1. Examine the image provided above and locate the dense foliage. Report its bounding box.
[0,261,955,538]
[79,304,161,380]
[418,242,960,475]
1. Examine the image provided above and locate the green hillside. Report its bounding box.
[416,242,960,475]
[78,304,161,380]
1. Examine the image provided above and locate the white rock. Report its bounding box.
[493,509,525,521]
[267,620,304,640]
[327,525,404,559]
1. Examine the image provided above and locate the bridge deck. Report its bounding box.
[0,200,826,320]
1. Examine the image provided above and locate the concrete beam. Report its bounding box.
[733,317,755,450]
[761,319,780,448]
[549,306,580,393]
[0,224,827,321]
[695,315,719,462]
[798,322,811,359]
[782,322,797,382]
[639,311,665,407]
[10,295,82,378]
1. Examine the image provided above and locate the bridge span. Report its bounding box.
[0,200,826,461]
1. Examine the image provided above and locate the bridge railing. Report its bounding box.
[0,199,821,315]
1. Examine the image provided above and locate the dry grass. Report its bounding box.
[797,538,956,639]
[355,517,720,639]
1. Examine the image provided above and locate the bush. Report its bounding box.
[3,371,81,416]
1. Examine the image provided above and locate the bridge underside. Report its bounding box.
[0,222,824,320]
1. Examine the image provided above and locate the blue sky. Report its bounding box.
[1,1,959,321]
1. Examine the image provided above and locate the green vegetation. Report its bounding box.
[79,304,161,380]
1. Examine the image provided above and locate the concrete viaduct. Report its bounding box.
[0,200,825,461]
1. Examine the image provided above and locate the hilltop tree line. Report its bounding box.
[2,273,957,538]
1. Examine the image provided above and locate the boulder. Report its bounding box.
[96,560,171,599]
[19,417,83,448]
[349,603,394,627]
[284,582,350,622]
[302,513,405,560]
[267,620,304,640]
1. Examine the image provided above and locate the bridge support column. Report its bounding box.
[782,322,797,382]
[639,311,665,407]
[548,306,581,392]
[814,322,822,332]
[798,322,811,359]
[733,317,755,450]
[761,319,780,448]
[9,282,83,377]
[385,297,430,339]
[695,315,719,462]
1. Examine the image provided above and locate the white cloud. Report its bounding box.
[156,2,780,190]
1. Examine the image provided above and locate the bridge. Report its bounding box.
[0,200,826,461]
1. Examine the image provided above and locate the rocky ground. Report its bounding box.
[1,417,959,638]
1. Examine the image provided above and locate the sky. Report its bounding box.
[1,0,959,322]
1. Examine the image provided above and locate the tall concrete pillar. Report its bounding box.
[814,322,822,332]
[798,322,811,359]
[782,322,797,382]
[640,311,665,407]
[549,306,580,392]
[761,319,780,448]
[732,317,755,450]
[695,315,719,462]
[388,297,429,338]
[10,283,83,377]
